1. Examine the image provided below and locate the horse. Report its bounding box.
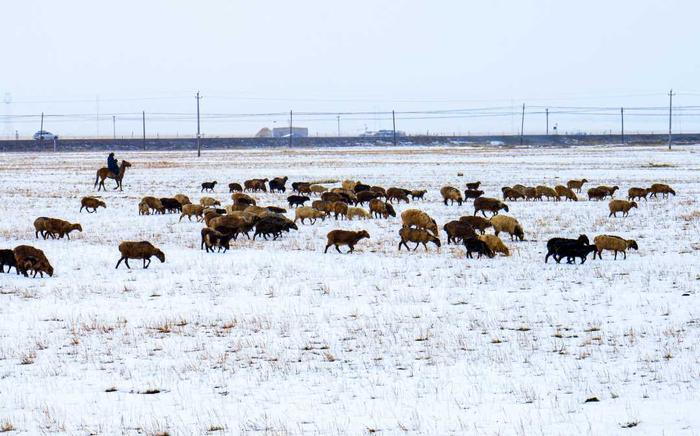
[95,160,132,191]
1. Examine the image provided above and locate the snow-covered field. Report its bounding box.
[0,145,699,435]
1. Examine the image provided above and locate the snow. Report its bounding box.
[0,145,699,435]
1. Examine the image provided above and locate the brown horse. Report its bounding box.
[95,160,131,191]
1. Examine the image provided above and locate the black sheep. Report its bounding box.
[228,182,243,193]
[269,177,288,193]
[552,242,597,264]
[254,216,298,240]
[353,183,371,193]
[464,237,495,259]
[201,181,217,192]
[545,235,589,263]
[159,198,182,213]
[0,249,18,274]
[463,189,484,199]
[287,195,310,208]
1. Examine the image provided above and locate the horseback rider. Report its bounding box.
[107,153,119,177]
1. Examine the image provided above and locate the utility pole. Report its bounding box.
[620,107,624,144]
[142,111,146,151]
[39,112,44,141]
[196,91,202,157]
[392,110,397,145]
[545,108,549,135]
[289,110,293,148]
[337,115,340,137]
[112,115,116,140]
[668,89,674,150]
[520,103,525,145]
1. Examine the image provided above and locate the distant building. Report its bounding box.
[272,127,308,138]
[255,127,272,138]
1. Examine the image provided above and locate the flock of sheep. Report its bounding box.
[0,172,677,278]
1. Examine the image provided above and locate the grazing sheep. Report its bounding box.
[199,197,221,208]
[464,189,484,200]
[140,196,164,214]
[608,200,637,217]
[443,220,477,244]
[649,183,676,198]
[204,210,224,227]
[33,217,82,240]
[294,207,327,224]
[511,184,527,195]
[466,181,481,190]
[490,215,524,241]
[312,200,335,214]
[179,204,205,222]
[536,185,559,201]
[138,201,150,215]
[524,187,541,201]
[398,227,441,251]
[369,186,387,197]
[201,227,232,253]
[13,245,53,277]
[474,197,509,217]
[410,189,427,200]
[287,195,310,208]
[309,184,328,195]
[369,199,396,218]
[549,239,597,264]
[566,179,588,193]
[545,235,590,263]
[628,187,650,201]
[201,181,217,192]
[346,207,371,220]
[554,185,578,201]
[464,237,495,259]
[321,192,344,203]
[80,196,106,213]
[244,178,269,192]
[160,198,182,213]
[228,182,243,193]
[478,234,510,256]
[232,192,256,206]
[593,185,619,199]
[173,194,192,206]
[332,201,349,220]
[211,214,259,240]
[356,191,379,205]
[324,230,370,253]
[353,183,371,193]
[502,187,525,201]
[459,216,493,234]
[253,215,298,240]
[115,241,165,269]
[386,187,410,204]
[440,186,463,206]
[400,209,438,236]
[0,249,18,274]
[269,176,289,193]
[593,235,639,260]
[587,187,608,201]
[266,206,287,214]
[225,204,248,214]
[295,183,312,194]
[342,180,359,191]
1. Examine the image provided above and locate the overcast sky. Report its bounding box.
[2,0,700,138]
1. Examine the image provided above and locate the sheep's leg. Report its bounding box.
[324,244,331,253]
[423,242,429,251]
[124,258,131,269]
[623,250,627,259]
[335,245,342,253]
[115,257,125,269]
[144,258,151,269]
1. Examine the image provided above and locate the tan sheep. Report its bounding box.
[200,196,221,207]
[398,227,441,251]
[225,204,248,214]
[309,184,328,195]
[231,192,256,205]
[13,245,54,277]
[174,194,192,206]
[332,201,349,220]
[140,196,164,214]
[566,179,588,193]
[80,196,106,213]
[440,186,463,206]
[342,180,359,191]
[593,235,639,260]
[116,241,165,269]
[535,185,559,201]
[369,199,396,219]
[554,185,578,201]
[33,217,83,240]
[294,206,327,224]
[179,204,205,222]
[346,207,371,220]
[490,215,524,241]
[478,234,510,256]
[608,200,637,217]
[401,209,438,236]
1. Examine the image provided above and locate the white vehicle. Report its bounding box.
[33,130,58,140]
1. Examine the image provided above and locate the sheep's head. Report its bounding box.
[432,236,442,248]
[578,234,590,245]
[71,224,83,233]
[670,188,676,195]
[514,225,525,241]
[631,201,638,209]
[358,230,370,240]
[612,186,619,192]
[98,201,107,208]
[154,250,165,263]
[484,246,495,258]
[386,204,396,217]
[288,222,299,231]
[628,240,639,250]
[502,204,509,212]
[582,179,589,183]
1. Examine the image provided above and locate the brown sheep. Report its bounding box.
[566,179,588,193]
[593,235,639,260]
[228,182,243,192]
[473,197,509,217]
[179,204,205,222]
[13,245,54,277]
[225,204,249,214]
[465,181,481,190]
[116,241,165,269]
[443,220,477,244]
[346,207,371,220]
[312,200,335,214]
[174,194,192,206]
[369,199,396,219]
[410,189,427,200]
[201,227,232,253]
[321,192,344,203]
[512,184,527,195]
[398,227,441,251]
[554,185,578,201]
[628,187,650,201]
[80,196,106,213]
[535,185,559,201]
[332,201,349,220]
[386,187,410,204]
[203,210,224,227]
[400,209,438,236]
[598,185,620,198]
[490,215,524,241]
[232,192,256,206]
[503,187,525,201]
[138,201,150,215]
[200,197,221,207]
[244,178,268,192]
[440,186,463,206]
[608,200,637,217]
[369,186,387,198]
[459,216,493,234]
[587,187,609,201]
[478,234,510,256]
[649,183,676,198]
[294,207,327,224]
[324,230,370,253]
[356,191,380,205]
[33,217,82,240]
[140,196,165,214]
[524,187,541,201]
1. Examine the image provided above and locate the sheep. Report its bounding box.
[369,199,396,218]
[524,187,541,201]
[199,197,221,208]
[466,181,481,190]
[473,197,509,217]
[13,245,53,277]
[511,184,527,195]
[464,237,495,259]
[33,217,82,240]
[369,186,387,198]
[80,196,106,213]
[356,191,379,205]
[545,235,589,263]
[140,196,164,214]
[324,230,370,253]
[608,200,637,217]
[398,227,441,251]
[549,239,597,264]
[293,182,312,193]
[331,189,358,204]
[294,207,327,224]
[346,207,371,220]
[309,184,328,195]
[200,227,232,253]
[228,182,243,193]
[332,201,349,220]
[459,216,493,234]
[138,200,150,215]
[502,187,525,201]
[478,234,510,256]
[649,183,676,198]
[410,189,427,200]
[536,185,559,201]
[160,198,182,213]
[342,180,359,191]
[211,214,259,240]
[266,206,287,214]
[115,241,165,269]
[287,195,310,208]
[554,185,578,201]
[587,187,608,201]
[464,189,484,200]
[179,204,205,222]
[232,192,256,206]
[598,185,620,198]
[321,192,345,203]
[400,209,438,236]
[173,194,192,206]
[440,186,463,206]
[312,200,335,214]
[269,176,288,193]
[225,204,248,214]
[490,215,524,241]
[253,215,298,240]
[0,249,18,274]
[204,210,224,227]
[201,181,217,192]
[386,187,410,204]
[566,179,588,193]
[242,205,276,218]
[244,178,268,192]
[628,187,650,201]
[353,183,371,193]
[593,235,639,260]
[443,220,477,244]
